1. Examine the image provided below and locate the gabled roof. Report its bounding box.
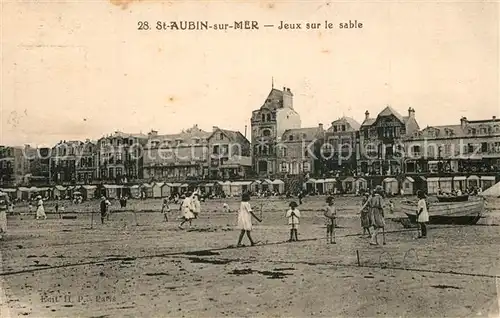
[361,118,376,127]
[208,128,249,145]
[378,106,405,123]
[329,116,361,131]
[260,88,285,110]
[282,127,322,141]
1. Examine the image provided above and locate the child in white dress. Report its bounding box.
[237,192,261,247]
[179,192,195,229]
[285,201,300,242]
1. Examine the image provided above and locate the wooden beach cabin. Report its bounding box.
[383,177,399,195]
[426,177,440,194]
[439,177,453,193]
[354,178,368,193]
[401,177,415,195]
[271,179,285,194]
[0,188,17,200]
[53,185,67,199]
[324,178,336,194]
[220,181,231,196]
[480,176,496,190]
[261,179,272,192]
[453,176,467,191]
[250,180,261,193]
[152,182,164,198]
[467,175,480,189]
[342,176,355,194]
[141,183,154,198]
[315,179,326,194]
[304,178,316,193]
[81,185,97,200]
[103,185,121,199]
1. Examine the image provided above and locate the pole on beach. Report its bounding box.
[90,210,94,229]
[382,227,386,245]
[356,250,361,266]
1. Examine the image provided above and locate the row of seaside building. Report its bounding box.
[1,85,500,192]
[0,174,496,202]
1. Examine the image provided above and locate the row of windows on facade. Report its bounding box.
[260,112,276,122]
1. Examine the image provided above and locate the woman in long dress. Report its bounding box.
[179,191,195,229]
[36,195,47,220]
[369,186,385,245]
[192,192,201,219]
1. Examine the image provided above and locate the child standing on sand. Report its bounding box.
[161,198,170,222]
[285,201,300,242]
[323,196,337,244]
[236,192,262,247]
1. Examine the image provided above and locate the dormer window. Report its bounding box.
[289,135,293,141]
[219,133,224,140]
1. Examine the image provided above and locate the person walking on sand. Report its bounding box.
[369,186,385,245]
[192,191,201,219]
[179,191,195,229]
[35,196,46,220]
[100,196,111,224]
[323,196,337,244]
[161,198,170,222]
[359,192,372,237]
[416,190,429,239]
[285,201,300,242]
[236,192,262,247]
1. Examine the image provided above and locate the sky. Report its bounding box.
[1,0,499,147]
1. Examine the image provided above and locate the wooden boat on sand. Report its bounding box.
[436,194,469,202]
[400,197,484,225]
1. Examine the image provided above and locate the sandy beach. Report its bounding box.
[1,195,499,317]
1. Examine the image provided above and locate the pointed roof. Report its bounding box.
[330,116,361,131]
[378,105,404,123]
[208,127,250,145]
[282,127,322,141]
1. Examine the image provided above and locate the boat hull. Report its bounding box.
[436,195,469,202]
[401,198,484,225]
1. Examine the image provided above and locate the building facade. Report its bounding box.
[50,141,82,183]
[143,125,211,181]
[322,117,360,176]
[277,124,325,177]
[0,146,29,186]
[207,126,251,179]
[75,140,98,183]
[402,116,500,175]
[358,106,420,176]
[97,131,148,183]
[251,86,301,177]
[25,146,51,185]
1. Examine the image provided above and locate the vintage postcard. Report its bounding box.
[1,0,499,317]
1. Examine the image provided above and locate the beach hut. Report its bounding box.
[230,181,252,196]
[81,185,97,200]
[414,176,427,193]
[129,185,140,199]
[0,188,17,200]
[17,187,31,201]
[203,182,214,194]
[480,176,496,190]
[271,179,285,194]
[152,182,164,198]
[160,183,172,197]
[323,178,336,194]
[53,185,67,199]
[354,178,368,193]
[401,177,415,195]
[141,183,153,198]
[304,178,316,193]
[250,180,261,193]
[467,175,480,189]
[220,181,231,196]
[180,183,189,195]
[383,177,399,195]
[260,179,272,192]
[342,176,356,194]
[453,176,467,191]
[438,177,453,193]
[103,185,120,199]
[426,177,440,194]
[315,179,325,194]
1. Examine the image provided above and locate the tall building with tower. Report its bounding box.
[250,85,301,177]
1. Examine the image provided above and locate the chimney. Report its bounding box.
[212,126,219,132]
[408,107,415,118]
[287,88,291,93]
[283,86,286,92]
[244,125,247,138]
[493,116,497,120]
[365,110,370,120]
[318,123,324,131]
[460,117,468,128]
